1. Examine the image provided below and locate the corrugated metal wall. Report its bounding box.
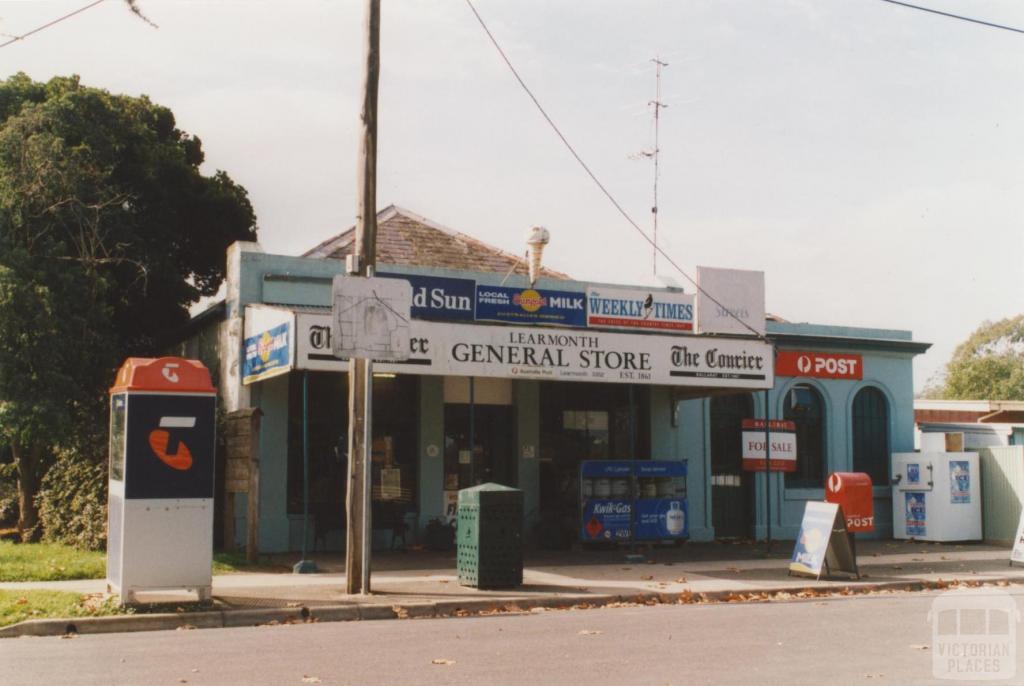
[979,446,1024,542]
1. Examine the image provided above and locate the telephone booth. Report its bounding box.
[106,357,217,604]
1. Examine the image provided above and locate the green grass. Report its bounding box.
[0,542,283,582]
[0,541,105,582]
[0,589,125,627]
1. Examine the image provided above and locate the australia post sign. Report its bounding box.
[295,312,774,390]
[776,351,863,381]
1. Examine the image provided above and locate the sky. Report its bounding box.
[1,0,1021,393]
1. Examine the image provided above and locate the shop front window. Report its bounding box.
[286,373,418,543]
[852,386,889,485]
[784,384,826,489]
[538,382,649,518]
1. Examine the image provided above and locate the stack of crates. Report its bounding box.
[456,483,523,589]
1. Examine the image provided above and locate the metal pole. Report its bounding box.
[293,372,317,573]
[468,377,475,485]
[362,357,373,594]
[764,388,772,553]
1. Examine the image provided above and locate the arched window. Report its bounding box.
[852,387,889,485]
[784,385,825,488]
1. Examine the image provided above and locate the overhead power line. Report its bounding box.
[0,0,156,50]
[462,0,766,341]
[877,0,1024,35]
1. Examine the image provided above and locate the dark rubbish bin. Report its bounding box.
[456,483,523,589]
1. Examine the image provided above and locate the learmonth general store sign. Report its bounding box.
[296,312,773,389]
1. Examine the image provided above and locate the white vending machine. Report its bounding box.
[891,452,981,542]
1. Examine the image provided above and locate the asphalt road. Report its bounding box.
[4,588,1024,686]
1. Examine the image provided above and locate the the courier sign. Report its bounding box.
[296,313,773,389]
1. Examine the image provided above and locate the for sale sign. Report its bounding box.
[776,351,863,380]
[741,419,797,472]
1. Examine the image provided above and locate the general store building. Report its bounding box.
[177,206,929,552]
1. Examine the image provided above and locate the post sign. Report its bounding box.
[475,285,587,328]
[776,351,863,381]
[789,501,858,579]
[825,472,874,533]
[741,419,797,471]
[331,275,412,360]
[586,286,694,332]
[694,266,765,336]
[242,305,295,384]
[296,312,775,389]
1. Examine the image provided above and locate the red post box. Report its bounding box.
[825,472,874,533]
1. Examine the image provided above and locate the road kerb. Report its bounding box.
[3,576,1023,638]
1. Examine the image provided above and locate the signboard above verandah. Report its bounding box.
[295,312,774,389]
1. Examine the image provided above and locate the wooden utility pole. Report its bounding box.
[345,0,381,595]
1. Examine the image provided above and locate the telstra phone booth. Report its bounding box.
[106,357,217,604]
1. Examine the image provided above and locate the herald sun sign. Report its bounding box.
[776,351,863,381]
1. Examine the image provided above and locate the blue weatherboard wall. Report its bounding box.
[218,246,925,551]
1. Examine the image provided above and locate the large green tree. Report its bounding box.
[0,73,257,539]
[927,315,1024,400]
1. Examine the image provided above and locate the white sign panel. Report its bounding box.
[586,286,694,332]
[297,313,773,389]
[741,431,798,462]
[331,275,412,360]
[695,266,766,336]
[1012,510,1024,565]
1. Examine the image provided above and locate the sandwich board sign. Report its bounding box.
[1010,510,1024,567]
[331,275,412,361]
[789,501,859,580]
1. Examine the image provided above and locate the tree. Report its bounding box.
[0,73,257,540]
[926,315,1024,401]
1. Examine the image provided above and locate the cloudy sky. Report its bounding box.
[2,0,1021,391]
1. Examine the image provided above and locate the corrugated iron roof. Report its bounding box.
[303,205,570,280]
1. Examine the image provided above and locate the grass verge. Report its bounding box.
[0,590,125,627]
[0,541,105,582]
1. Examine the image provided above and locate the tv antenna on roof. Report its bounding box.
[630,57,668,276]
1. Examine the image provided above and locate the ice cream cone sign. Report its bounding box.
[526,226,550,287]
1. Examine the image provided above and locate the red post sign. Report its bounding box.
[825,472,874,533]
[776,351,863,380]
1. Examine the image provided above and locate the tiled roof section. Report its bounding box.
[303,206,570,280]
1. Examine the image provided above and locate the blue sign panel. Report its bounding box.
[242,322,291,384]
[581,460,634,478]
[581,499,633,542]
[380,273,476,322]
[790,502,839,576]
[907,463,920,484]
[950,461,970,504]
[476,285,586,327]
[906,492,927,536]
[634,498,688,540]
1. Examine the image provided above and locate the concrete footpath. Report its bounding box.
[3,539,1023,638]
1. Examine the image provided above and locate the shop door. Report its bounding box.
[444,404,515,490]
[710,394,754,539]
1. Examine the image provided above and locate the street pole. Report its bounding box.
[345,0,381,596]
[293,371,317,573]
[764,388,772,554]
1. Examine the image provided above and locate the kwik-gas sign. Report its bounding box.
[776,351,863,380]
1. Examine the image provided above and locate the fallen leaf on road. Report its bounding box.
[891,566,903,571]
[910,644,929,651]
[641,575,654,581]
[286,602,302,608]
[301,676,321,684]
[675,577,687,584]
[432,659,456,666]
[176,625,197,631]
[438,580,449,584]
[578,629,602,635]
[59,634,76,640]
[726,566,741,573]
[393,605,409,619]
